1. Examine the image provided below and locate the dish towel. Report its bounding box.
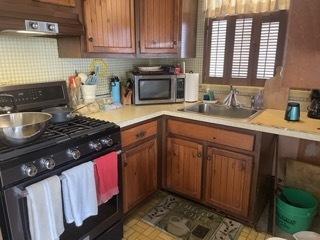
[61,161,98,227]
[26,176,64,240]
[94,152,119,205]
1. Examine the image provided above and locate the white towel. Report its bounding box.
[61,161,98,227]
[26,176,64,240]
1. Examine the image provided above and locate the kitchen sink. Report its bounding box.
[180,103,259,119]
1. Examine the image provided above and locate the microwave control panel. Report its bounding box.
[176,78,185,101]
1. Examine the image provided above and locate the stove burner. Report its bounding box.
[0,116,115,161]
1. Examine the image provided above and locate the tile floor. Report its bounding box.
[123,192,273,240]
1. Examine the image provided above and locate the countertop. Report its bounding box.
[88,103,320,142]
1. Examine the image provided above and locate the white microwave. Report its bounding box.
[130,74,185,105]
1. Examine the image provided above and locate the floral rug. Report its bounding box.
[143,195,243,240]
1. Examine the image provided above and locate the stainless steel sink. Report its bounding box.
[180,103,258,119]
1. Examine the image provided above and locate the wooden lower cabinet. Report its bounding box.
[205,148,253,218]
[166,137,202,200]
[123,138,158,213]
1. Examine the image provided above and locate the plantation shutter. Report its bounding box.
[209,20,227,78]
[231,18,253,79]
[256,21,281,79]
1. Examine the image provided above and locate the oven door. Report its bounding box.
[134,75,176,105]
[0,150,123,240]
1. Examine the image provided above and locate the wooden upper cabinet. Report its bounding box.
[166,137,202,200]
[139,0,180,54]
[84,0,136,53]
[282,0,320,89]
[123,138,158,213]
[205,148,253,217]
[34,0,75,7]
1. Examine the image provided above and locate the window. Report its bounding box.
[203,11,288,86]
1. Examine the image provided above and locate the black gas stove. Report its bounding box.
[0,116,117,162]
[0,81,123,240]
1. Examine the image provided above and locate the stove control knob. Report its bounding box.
[101,137,113,147]
[41,157,56,170]
[89,141,102,151]
[67,149,81,160]
[22,164,38,177]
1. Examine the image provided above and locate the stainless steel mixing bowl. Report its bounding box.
[0,112,52,146]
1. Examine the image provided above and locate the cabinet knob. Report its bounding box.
[136,131,146,139]
[173,40,177,45]
[197,152,202,158]
[88,37,94,42]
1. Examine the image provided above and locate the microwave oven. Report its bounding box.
[130,74,185,105]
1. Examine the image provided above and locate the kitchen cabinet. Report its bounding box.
[121,120,159,213]
[166,137,202,200]
[282,0,320,89]
[205,148,253,218]
[57,0,198,58]
[34,0,75,7]
[164,117,275,224]
[139,0,180,54]
[83,0,135,53]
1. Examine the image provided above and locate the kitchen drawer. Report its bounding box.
[167,119,255,151]
[121,121,157,147]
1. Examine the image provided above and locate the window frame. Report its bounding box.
[203,10,288,87]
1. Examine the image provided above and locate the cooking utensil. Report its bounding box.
[0,112,52,146]
[285,102,300,121]
[42,104,93,123]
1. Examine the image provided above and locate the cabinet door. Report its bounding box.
[84,0,136,53]
[166,137,202,200]
[139,0,180,54]
[34,0,75,7]
[205,148,253,217]
[123,138,157,213]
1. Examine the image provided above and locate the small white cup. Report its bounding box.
[81,85,97,103]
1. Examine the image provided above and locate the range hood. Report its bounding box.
[0,0,83,36]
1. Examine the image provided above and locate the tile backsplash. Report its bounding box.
[0,36,155,96]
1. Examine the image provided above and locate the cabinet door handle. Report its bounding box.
[88,37,94,42]
[197,152,202,158]
[136,131,146,139]
[173,40,177,45]
[122,154,128,167]
[212,136,216,140]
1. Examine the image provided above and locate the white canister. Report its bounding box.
[81,85,97,103]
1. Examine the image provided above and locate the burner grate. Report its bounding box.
[0,116,113,161]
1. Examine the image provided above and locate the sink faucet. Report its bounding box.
[223,86,241,108]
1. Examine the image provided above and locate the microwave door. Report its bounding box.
[135,77,175,104]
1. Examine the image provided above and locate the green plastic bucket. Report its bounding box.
[276,187,318,234]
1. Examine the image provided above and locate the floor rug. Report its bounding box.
[143,195,243,240]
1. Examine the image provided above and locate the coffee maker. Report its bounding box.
[307,90,320,119]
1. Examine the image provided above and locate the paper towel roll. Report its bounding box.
[185,73,199,102]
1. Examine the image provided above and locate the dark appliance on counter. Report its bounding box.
[0,82,123,240]
[129,71,185,105]
[308,89,320,119]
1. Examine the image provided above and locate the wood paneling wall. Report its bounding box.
[282,0,320,89]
